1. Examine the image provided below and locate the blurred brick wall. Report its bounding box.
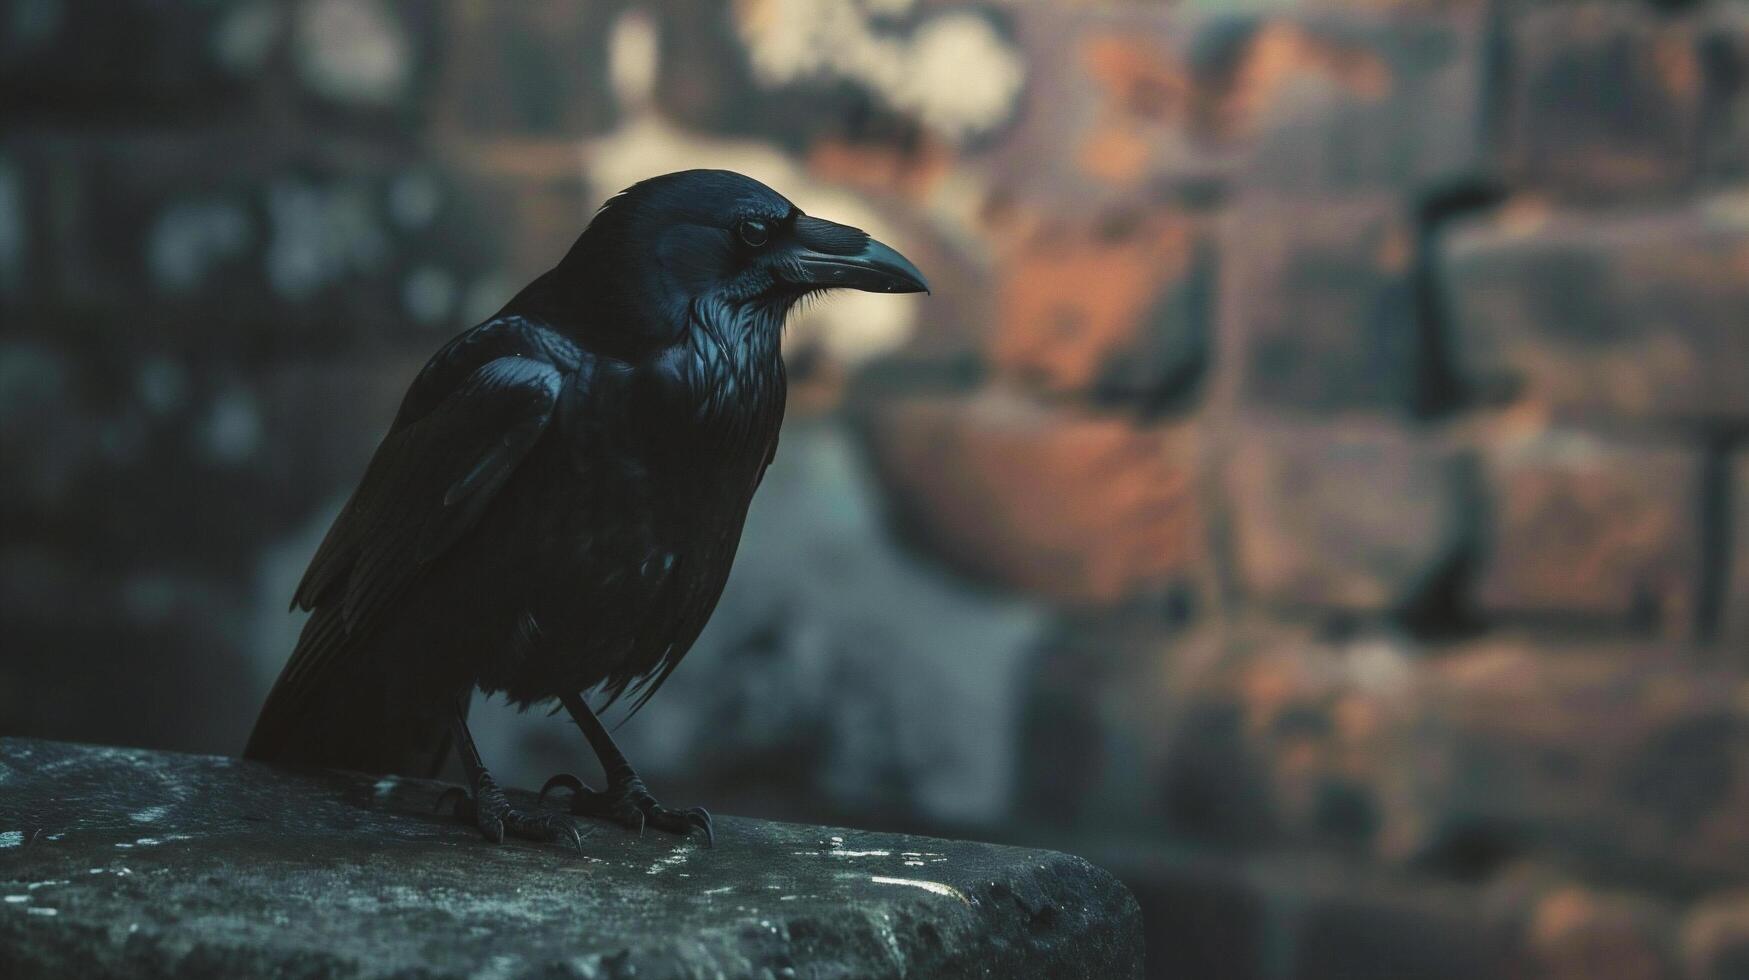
[3,1,1749,978]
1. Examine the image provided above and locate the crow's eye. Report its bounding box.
[737,218,770,248]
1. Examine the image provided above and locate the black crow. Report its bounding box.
[245,170,927,849]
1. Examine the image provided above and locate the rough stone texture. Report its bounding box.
[862,393,1207,607]
[1217,195,1421,414]
[1477,429,1702,632]
[1443,196,1749,424]
[0,738,1141,980]
[1224,417,1473,615]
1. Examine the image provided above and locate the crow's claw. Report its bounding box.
[538,772,589,807]
[446,773,586,853]
[649,805,714,847]
[686,807,715,848]
[541,773,713,846]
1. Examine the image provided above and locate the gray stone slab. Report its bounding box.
[0,738,1141,979]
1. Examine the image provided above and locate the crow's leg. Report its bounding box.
[537,691,713,846]
[439,698,583,852]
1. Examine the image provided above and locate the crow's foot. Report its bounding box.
[435,773,585,853]
[539,773,713,846]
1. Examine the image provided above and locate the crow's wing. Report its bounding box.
[266,354,564,714]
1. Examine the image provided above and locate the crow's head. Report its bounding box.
[556,170,927,349]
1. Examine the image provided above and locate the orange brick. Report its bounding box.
[863,393,1207,605]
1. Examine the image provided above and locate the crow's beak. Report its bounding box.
[787,215,930,295]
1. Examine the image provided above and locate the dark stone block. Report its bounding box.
[0,738,1143,979]
[1442,198,1749,424]
[1428,642,1749,887]
[1219,195,1422,415]
[1476,430,1702,631]
[1239,9,1493,195]
[1503,4,1706,199]
[1223,417,1476,615]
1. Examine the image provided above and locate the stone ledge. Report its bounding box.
[0,738,1141,979]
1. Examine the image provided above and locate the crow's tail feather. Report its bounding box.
[244,606,454,778]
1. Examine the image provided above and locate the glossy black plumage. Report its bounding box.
[243,171,927,835]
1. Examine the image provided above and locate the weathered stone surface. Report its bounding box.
[1218,195,1421,414]
[1225,417,1474,614]
[0,738,1142,980]
[1477,428,1702,630]
[862,393,1207,606]
[1443,196,1749,423]
[1504,4,1706,199]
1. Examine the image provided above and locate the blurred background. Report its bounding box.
[3,0,1748,976]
